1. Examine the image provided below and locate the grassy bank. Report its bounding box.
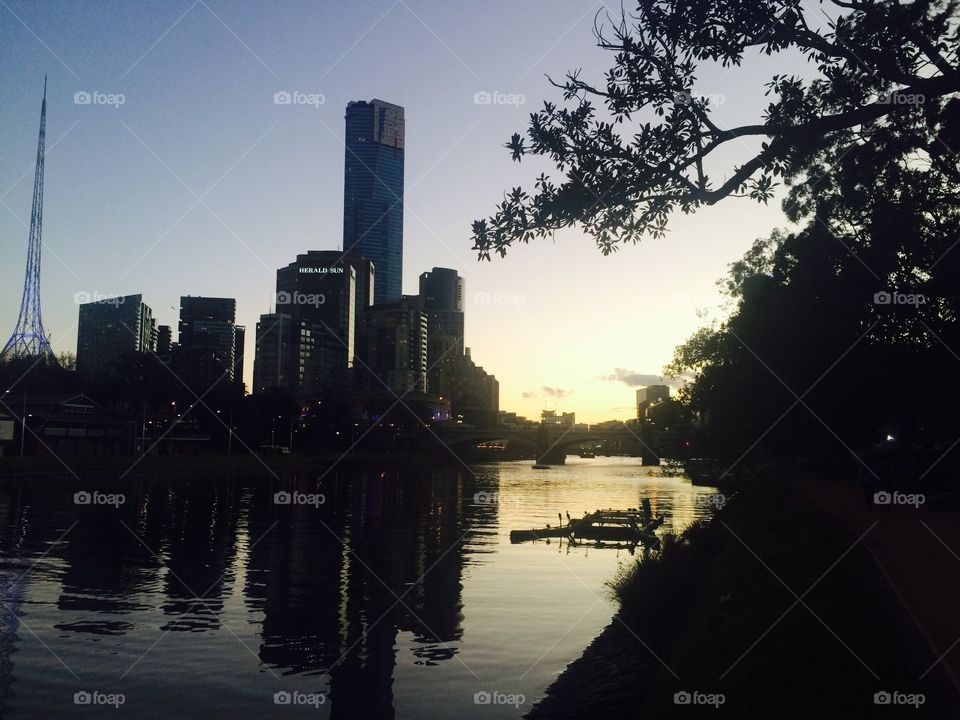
[528,475,951,718]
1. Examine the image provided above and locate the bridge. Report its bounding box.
[433,424,669,465]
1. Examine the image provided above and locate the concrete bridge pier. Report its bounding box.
[535,427,567,465]
[640,451,661,467]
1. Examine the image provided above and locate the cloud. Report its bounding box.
[522,387,573,399]
[598,368,668,387]
[598,368,696,388]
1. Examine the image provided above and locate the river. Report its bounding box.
[0,457,721,718]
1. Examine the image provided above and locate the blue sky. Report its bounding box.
[0,0,802,421]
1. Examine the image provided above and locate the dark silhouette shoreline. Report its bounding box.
[526,472,957,718]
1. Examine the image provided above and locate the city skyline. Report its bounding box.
[0,1,791,422]
[0,3,957,718]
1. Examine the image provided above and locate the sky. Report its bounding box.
[0,0,805,423]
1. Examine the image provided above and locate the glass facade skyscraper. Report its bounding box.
[76,294,156,377]
[259,251,375,401]
[343,99,405,304]
[419,267,465,397]
[177,296,237,389]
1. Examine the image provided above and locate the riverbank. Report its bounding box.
[527,472,956,717]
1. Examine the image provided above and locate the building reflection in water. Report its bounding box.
[247,466,468,719]
[0,490,29,715]
[0,461,718,718]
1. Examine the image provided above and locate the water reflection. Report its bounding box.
[0,458,719,719]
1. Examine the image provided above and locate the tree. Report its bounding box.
[472,0,960,257]
[667,113,960,480]
[56,351,77,371]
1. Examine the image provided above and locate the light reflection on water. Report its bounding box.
[0,457,719,719]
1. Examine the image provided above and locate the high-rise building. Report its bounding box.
[419,268,465,396]
[252,313,294,395]
[176,296,236,389]
[357,295,427,395]
[273,251,374,400]
[343,99,405,303]
[637,385,670,419]
[156,325,172,356]
[233,325,246,391]
[76,294,156,377]
[453,347,499,427]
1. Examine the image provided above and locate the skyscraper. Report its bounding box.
[252,313,293,396]
[343,99,405,303]
[233,325,246,391]
[76,294,156,377]
[156,325,172,356]
[419,268,465,397]
[357,295,427,395]
[272,251,375,399]
[176,296,236,389]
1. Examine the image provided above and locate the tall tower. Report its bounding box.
[342,99,405,304]
[1,79,55,363]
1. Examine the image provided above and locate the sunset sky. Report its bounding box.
[0,0,801,422]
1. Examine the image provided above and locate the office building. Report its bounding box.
[343,99,405,303]
[273,251,374,399]
[233,325,246,391]
[357,295,427,395]
[76,294,156,377]
[541,410,575,428]
[452,347,499,427]
[419,268,464,397]
[156,325,172,356]
[637,385,670,419]
[252,313,294,396]
[176,296,236,390]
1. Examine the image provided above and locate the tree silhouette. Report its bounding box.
[472,0,960,257]
[668,108,960,481]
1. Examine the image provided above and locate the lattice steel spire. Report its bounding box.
[1,78,56,364]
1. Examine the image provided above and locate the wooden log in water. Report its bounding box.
[510,514,664,544]
[509,525,571,542]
